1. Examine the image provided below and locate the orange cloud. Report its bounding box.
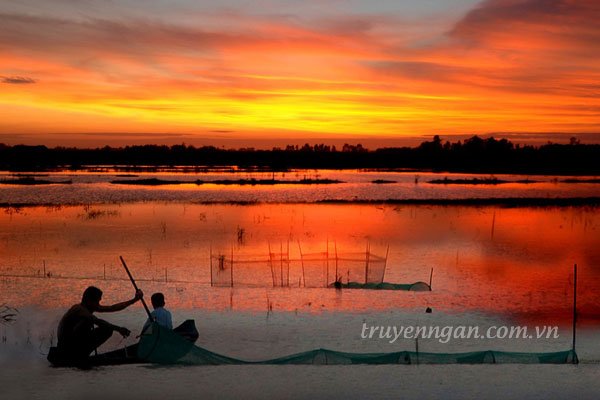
[0,1,599,145]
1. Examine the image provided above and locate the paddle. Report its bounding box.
[120,256,153,321]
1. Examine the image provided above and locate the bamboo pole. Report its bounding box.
[268,243,276,287]
[415,337,419,365]
[326,237,329,287]
[119,256,153,320]
[572,264,578,364]
[365,242,370,284]
[429,268,434,291]
[297,240,306,287]
[280,242,284,287]
[335,241,338,283]
[382,245,389,283]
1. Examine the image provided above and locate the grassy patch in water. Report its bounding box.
[0,178,72,185]
[111,178,343,185]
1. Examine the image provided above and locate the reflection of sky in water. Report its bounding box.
[1,203,598,327]
[1,170,600,203]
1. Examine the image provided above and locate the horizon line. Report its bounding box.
[2,132,600,150]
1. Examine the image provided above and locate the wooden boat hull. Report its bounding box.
[48,319,198,367]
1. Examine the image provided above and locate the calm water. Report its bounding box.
[2,180,599,399]
[1,202,598,327]
[1,169,600,203]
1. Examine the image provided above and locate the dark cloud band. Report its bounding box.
[1,76,36,84]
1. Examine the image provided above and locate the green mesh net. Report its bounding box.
[333,281,431,291]
[138,323,578,365]
[210,246,399,288]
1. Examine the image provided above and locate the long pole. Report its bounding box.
[429,268,434,291]
[119,256,153,320]
[415,337,419,365]
[365,243,370,284]
[209,245,213,287]
[572,263,577,363]
[297,241,306,287]
[382,245,389,283]
[269,243,276,287]
[335,241,338,282]
[326,237,329,287]
[280,242,283,287]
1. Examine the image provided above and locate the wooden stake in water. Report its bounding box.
[429,268,434,291]
[269,243,276,287]
[209,245,213,287]
[230,247,234,288]
[280,242,284,287]
[415,337,419,365]
[286,239,290,287]
[382,245,389,282]
[365,242,370,284]
[297,241,306,288]
[334,241,338,283]
[326,237,329,286]
[572,263,578,364]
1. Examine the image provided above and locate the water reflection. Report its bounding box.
[2,169,600,203]
[0,203,598,326]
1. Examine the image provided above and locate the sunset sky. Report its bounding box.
[1,0,599,147]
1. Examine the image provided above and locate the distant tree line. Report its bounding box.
[1,136,598,174]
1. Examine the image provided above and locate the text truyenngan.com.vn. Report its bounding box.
[360,323,560,344]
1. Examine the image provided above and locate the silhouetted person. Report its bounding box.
[142,292,172,331]
[56,286,143,363]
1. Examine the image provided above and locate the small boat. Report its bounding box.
[47,319,198,368]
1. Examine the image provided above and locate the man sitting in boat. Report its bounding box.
[142,292,172,331]
[56,286,143,362]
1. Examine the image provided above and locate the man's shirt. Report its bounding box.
[143,307,172,331]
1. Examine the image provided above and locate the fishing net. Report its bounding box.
[269,248,291,287]
[298,251,329,287]
[210,251,275,287]
[335,281,431,291]
[333,251,386,285]
[138,323,578,365]
[210,246,393,288]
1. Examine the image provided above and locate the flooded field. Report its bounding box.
[1,202,598,323]
[2,169,600,203]
[2,182,599,399]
